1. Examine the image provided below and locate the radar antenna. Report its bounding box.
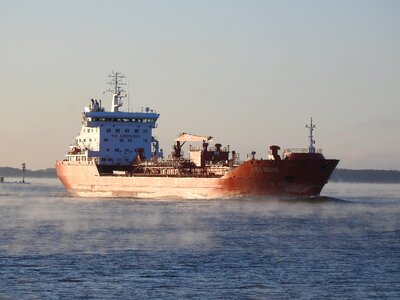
[306,117,316,153]
[105,71,127,112]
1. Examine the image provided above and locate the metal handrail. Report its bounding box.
[284,148,323,154]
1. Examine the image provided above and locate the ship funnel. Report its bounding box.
[269,145,281,160]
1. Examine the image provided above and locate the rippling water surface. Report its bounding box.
[1,179,399,299]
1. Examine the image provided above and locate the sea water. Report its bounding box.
[0,179,399,299]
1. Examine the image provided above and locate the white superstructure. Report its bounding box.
[64,71,162,165]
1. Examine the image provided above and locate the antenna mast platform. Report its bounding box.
[106,71,127,112]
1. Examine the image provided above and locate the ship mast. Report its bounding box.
[106,71,127,112]
[306,117,316,153]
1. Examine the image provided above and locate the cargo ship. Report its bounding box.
[56,72,339,199]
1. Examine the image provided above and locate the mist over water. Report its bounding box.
[1,179,399,299]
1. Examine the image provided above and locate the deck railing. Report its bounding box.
[283,148,323,154]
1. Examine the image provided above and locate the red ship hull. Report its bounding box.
[56,158,338,199]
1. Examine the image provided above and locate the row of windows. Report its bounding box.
[105,144,148,152]
[106,148,133,152]
[78,138,96,142]
[78,136,147,143]
[82,127,151,134]
[119,139,134,143]
[83,128,97,133]
[101,158,113,162]
[101,157,130,162]
[90,117,156,123]
[103,137,140,142]
[106,128,147,134]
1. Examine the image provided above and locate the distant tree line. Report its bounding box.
[0,167,56,178]
[1,167,400,183]
[330,168,400,183]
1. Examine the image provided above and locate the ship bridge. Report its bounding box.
[66,72,163,166]
[84,111,159,127]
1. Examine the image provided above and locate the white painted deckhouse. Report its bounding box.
[65,71,163,166]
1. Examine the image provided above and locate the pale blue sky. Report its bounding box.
[1,0,399,169]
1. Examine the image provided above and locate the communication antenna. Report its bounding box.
[306,117,316,153]
[105,71,127,112]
